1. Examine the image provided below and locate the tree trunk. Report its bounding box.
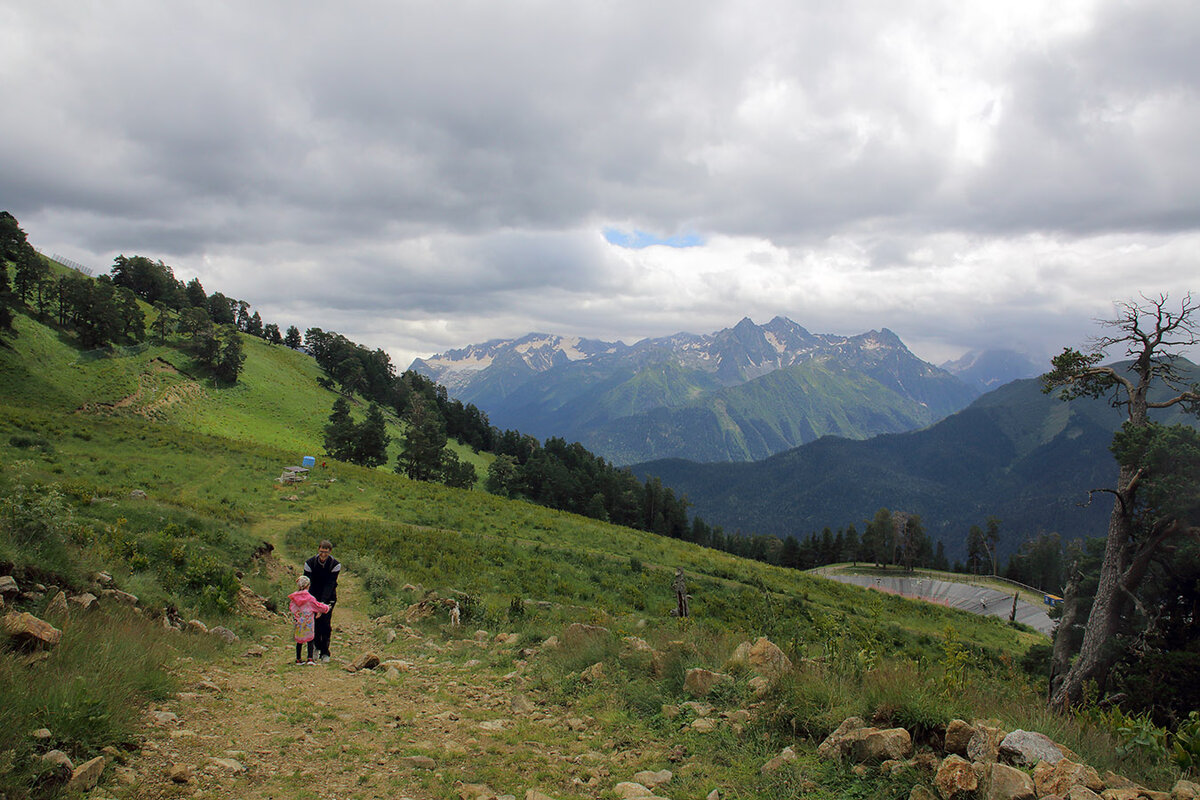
[1048,467,1135,710]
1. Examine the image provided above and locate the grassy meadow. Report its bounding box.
[0,308,1187,797]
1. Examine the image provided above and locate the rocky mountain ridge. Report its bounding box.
[411,317,980,463]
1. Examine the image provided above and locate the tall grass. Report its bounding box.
[0,607,219,797]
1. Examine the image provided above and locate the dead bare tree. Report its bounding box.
[1041,293,1200,711]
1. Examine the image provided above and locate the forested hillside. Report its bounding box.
[632,363,1200,562]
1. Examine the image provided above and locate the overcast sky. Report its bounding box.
[2,1,1198,369]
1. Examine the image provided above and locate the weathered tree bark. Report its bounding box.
[1049,470,1134,709]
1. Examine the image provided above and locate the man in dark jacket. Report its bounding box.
[303,540,340,662]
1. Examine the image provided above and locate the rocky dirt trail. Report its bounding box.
[114,528,661,800]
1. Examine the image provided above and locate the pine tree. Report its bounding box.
[323,397,357,462]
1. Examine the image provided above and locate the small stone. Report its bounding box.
[398,755,436,769]
[691,717,719,732]
[242,645,267,657]
[31,727,52,740]
[150,711,178,726]
[186,619,209,634]
[0,575,19,597]
[207,757,246,773]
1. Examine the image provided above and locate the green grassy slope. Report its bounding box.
[8,307,1176,798]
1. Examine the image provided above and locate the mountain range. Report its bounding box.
[410,316,982,464]
[629,360,1199,561]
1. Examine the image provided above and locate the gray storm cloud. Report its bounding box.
[1,0,1196,367]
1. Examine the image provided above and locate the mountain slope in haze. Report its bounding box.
[411,316,979,463]
[941,348,1042,391]
[631,360,1199,561]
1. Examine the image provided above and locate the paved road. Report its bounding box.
[820,573,1055,635]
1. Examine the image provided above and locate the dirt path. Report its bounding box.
[116,523,632,800]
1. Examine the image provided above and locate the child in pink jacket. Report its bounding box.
[288,575,330,665]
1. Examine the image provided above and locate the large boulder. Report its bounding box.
[817,717,867,759]
[0,575,18,598]
[747,636,793,679]
[2,611,62,648]
[998,729,1065,767]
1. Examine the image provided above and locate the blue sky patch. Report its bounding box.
[603,228,704,249]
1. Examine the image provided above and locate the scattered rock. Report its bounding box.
[817,716,867,759]
[761,746,797,774]
[347,652,381,672]
[69,592,99,611]
[102,587,139,605]
[525,791,559,800]
[2,611,62,648]
[68,756,106,791]
[967,723,1007,763]
[209,626,239,643]
[683,668,733,697]
[149,710,179,726]
[935,754,979,800]
[398,755,436,769]
[40,749,74,780]
[633,769,672,788]
[207,757,246,774]
[944,719,976,757]
[31,727,52,740]
[129,489,148,499]
[167,763,192,783]
[909,786,939,800]
[691,718,719,733]
[1174,779,1200,800]
[581,662,606,682]
[44,590,68,617]
[454,780,497,799]
[563,622,610,649]
[93,571,113,586]
[1032,759,1103,797]
[985,762,1035,800]
[186,619,209,634]
[243,644,267,657]
[614,782,653,799]
[511,694,535,713]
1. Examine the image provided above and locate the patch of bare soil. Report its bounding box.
[115,574,622,800]
[77,359,204,420]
